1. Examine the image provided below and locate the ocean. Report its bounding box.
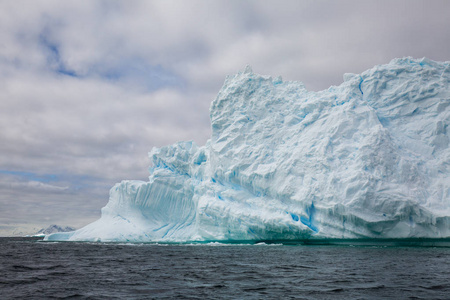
[1,237,449,299]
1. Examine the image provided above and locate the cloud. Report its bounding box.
[5,180,68,192]
[1,0,449,235]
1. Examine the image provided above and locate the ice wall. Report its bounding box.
[46,58,450,242]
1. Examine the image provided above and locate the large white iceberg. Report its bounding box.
[47,58,450,242]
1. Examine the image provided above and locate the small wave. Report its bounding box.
[254,242,282,246]
[12,264,65,271]
[419,284,449,290]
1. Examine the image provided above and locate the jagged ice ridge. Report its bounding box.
[47,57,450,242]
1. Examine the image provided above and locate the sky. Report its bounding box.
[1,0,450,235]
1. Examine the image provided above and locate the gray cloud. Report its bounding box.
[1,0,449,235]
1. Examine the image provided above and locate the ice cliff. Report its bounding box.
[46,58,450,242]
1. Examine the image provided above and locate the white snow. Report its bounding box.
[46,57,450,242]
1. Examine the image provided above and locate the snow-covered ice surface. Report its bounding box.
[46,58,450,242]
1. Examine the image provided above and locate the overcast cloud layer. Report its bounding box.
[1,0,449,235]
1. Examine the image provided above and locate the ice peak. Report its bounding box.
[243,64,253,74]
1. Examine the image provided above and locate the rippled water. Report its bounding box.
[1,237,450,299]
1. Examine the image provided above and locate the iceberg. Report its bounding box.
[46,58,450,242]
[34,225,76,237]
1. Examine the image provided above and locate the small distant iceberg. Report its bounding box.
[47,57,450,243]
[34,225,76,237]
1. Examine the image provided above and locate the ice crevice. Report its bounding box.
[358,76,364,95]
[46,57,450,242]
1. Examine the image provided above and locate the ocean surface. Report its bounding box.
[1,237,450,299]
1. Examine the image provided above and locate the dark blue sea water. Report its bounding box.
[1,237,450,299]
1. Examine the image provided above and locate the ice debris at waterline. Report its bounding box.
[46,58,450,242]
